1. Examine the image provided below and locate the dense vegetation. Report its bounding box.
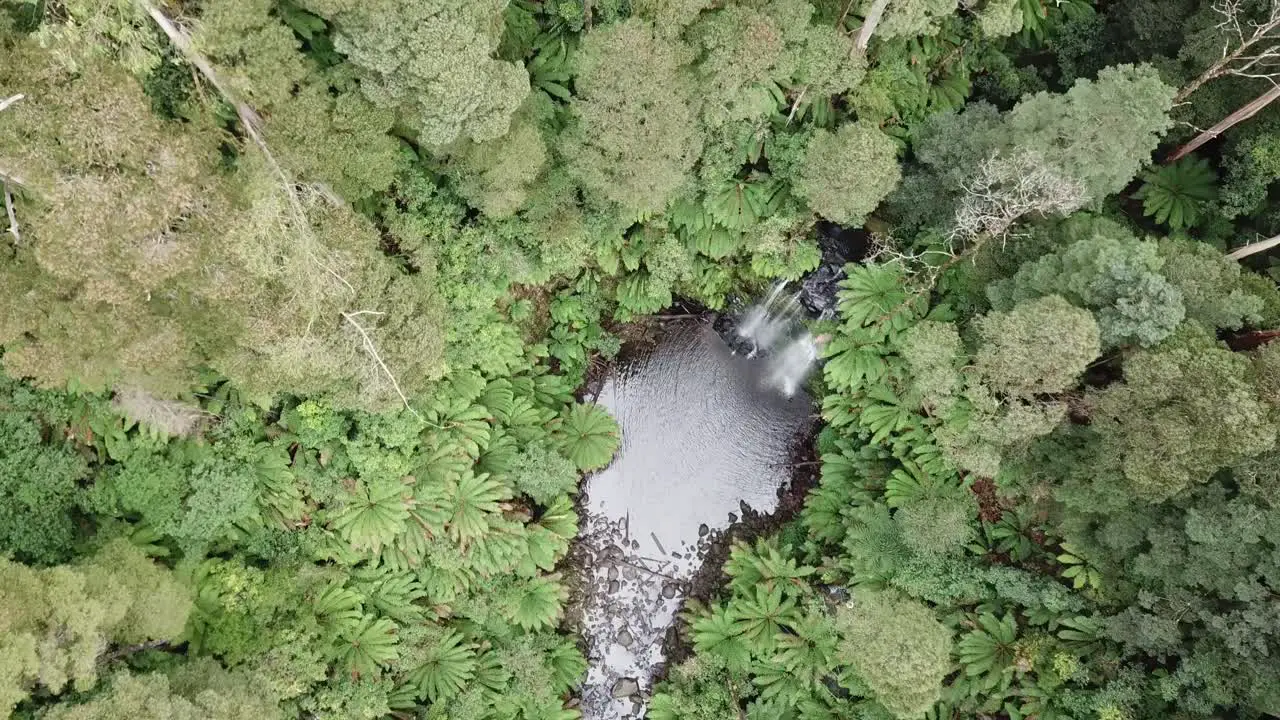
[1,0,1279,718]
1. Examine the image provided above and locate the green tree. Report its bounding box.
[987,216,1186,348]
[563,18,704,215]
[299,0,528,147]
[0,541,190,714]
[1090,324,1278,501]
[791,120,901,225]
[974,295,1101,398]
[0,391,87,565]
[507,441,579,506]
[1004,64,1176,202]
[834,590,953,718]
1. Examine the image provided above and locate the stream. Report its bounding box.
[572,320,814,718]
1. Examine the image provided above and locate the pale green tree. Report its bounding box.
[564,18,703,216]
[834,590,953,718]
[299,0,528,147]
[1005,64,1176,202]
[791,120,900,225]
[874,0,959,39]
[444,102,549,218]
[0,541,190,715]
[974,295,1101,398]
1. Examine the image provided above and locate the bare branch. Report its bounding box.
[860,152,1088,330]
[342,312,421,419]
[1,94,25,244]
[786,86,809,125]
[951,151,1088,245]
[1227,232,1280,260]
[1176,0,1280,102]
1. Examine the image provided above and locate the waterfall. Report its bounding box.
[735,281,824,396]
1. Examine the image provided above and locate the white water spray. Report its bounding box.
[736,282,822,396]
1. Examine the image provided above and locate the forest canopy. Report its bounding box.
[2,0,1280,718]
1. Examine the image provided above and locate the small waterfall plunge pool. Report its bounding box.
[570,319,815,719]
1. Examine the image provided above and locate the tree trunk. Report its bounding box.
[1166,83,1280,163]
[854,0,891,53]
[1227,232,1280,260]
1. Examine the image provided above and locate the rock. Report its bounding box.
[611,677,640,699]
[662,583,677,599]
[622,566,638,581]
[728,512,738,523]
[607,565,619,582]
[608,580,620,594]
[698,523,709,537]
[616,629,633,647]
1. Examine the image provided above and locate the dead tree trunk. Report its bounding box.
[1227,232,1280,260]
[854,0,892,53]
[1166,82,1280,163]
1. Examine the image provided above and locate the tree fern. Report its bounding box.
[729,584,800,653]
[425,398,493,458]
[420,470,509,546]
[859,386,916,445]
[771,610,839,692]
[330,478,413,553]
[884,460,944,508]
[552,404,620,471]
[691,225,745,260]
[528,35,573,101]
[692,604,753,670]
[534,495,579,540]
[837,264,916,331]
[407,628,477,701]
[333,615,400,678]
[956,613,1019,691]
[517,524,567,575]
[1135,156,1218,230]
[500,574,567,631]
[314,582,365,625]
[353,568,425,623]
[822,329,890,393]
[723,538,813,599]
[705,177,784,230]
[840,504,909,583]
[1056,543,1103,591]
[417,438,473,485]
[545,638,588,692]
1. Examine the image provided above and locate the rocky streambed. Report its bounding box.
[567,320,814,719]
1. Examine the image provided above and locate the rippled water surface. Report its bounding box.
[574,320,812,718]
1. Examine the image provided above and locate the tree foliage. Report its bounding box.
[834,590,954,718]
[6,2,1280,719]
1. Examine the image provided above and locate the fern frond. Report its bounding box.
[407,628,477,702]
[333,615,400,678]
[552,404,620,471]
